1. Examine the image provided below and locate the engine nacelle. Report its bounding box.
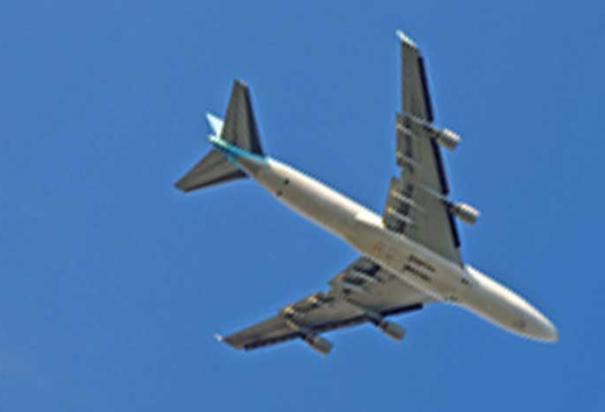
[378,320,406,341]
[436,128,461,150]
[304,334,333,355]
[451,202,480,225]
[398,113,461,150]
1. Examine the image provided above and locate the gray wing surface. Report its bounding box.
[383,33,462,264]
[221,258,432,352]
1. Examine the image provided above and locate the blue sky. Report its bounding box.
[1,0,604,410]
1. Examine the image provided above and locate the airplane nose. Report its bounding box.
[526,312,559,343]
[542,319,559,342]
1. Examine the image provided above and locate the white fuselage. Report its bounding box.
[235,154,558,342]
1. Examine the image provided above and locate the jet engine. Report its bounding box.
[451,202,480,225]
[398,113,461,150]
[304,334,333,355]
[436,128,461,150]
[377,320,406,341]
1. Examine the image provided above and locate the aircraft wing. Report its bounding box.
[383,32,462,264]
[220,257,433,354]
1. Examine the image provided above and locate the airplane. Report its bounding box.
[175,31,558,355]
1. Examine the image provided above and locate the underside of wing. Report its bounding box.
[384,32,465,264]
[220,258,433,354]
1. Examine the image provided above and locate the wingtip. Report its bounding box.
[214,334,244,350]
[233,79,249,89]
[396,30,418,49]
[174,180,187,192]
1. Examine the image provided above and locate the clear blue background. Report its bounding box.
[1,1,603,410]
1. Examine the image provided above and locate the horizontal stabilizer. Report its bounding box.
[175,149,245,192]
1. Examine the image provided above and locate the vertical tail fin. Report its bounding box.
[175,80,264,192]
[220,80,264,155]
